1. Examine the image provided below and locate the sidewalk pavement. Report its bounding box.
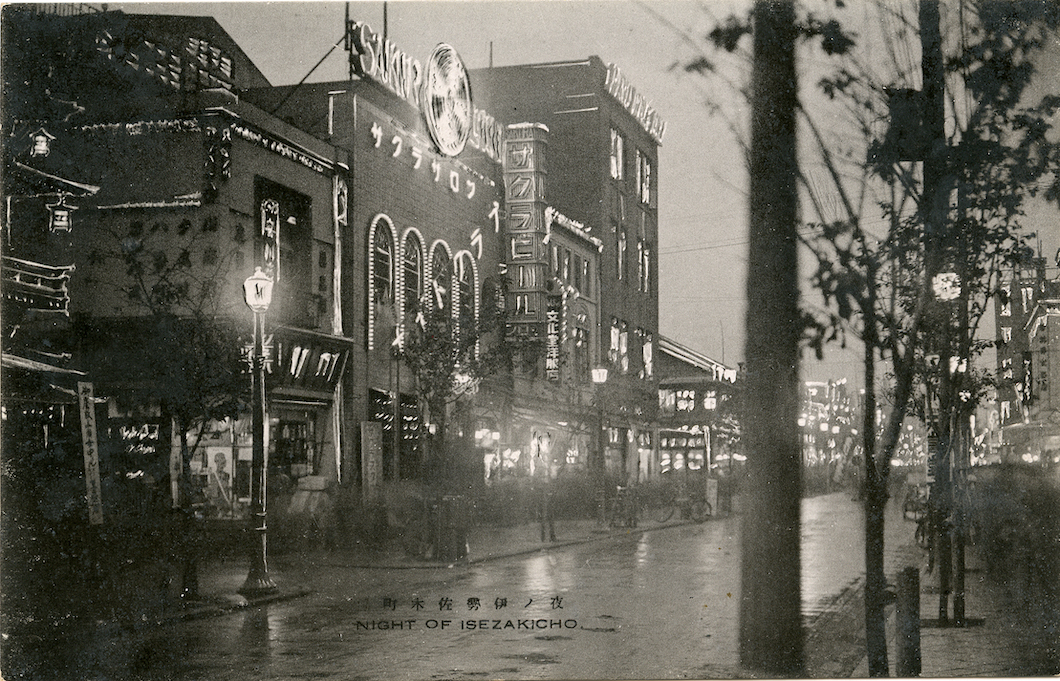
[848,545,1060,678]
[104,500,1059,677]
[180,514,687,625]
[0,512,696,642]
[838,502,1059,678]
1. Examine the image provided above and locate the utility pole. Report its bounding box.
[919,0,954,626]
[739,1,803,675]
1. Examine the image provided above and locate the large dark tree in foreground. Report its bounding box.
[680,0,1060,674]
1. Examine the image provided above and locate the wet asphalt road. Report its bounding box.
[13,494,897,680]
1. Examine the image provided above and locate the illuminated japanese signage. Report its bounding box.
[604,63,666,144]
[346,21,503,160]
[364,116,498,208]
[545,295,562,383]
[232,122,330,174]
[260,198,280,281]
[269,330,351,394]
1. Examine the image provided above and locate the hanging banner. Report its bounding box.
[77,381,104,525]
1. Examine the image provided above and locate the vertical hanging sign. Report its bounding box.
[545,295,562,383]
[77,382,104,525]
[260,198,281,281]
[360,420,383,505]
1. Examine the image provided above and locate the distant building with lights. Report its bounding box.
[993,257,1060,465]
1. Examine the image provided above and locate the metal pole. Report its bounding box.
[920,0,952,626]
[241,311,277,595]
[597,396,606,526]
[896,566,922,676]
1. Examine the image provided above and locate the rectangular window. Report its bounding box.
[609,319,620,365]
[610,128,624,180]
[642,332,653,378]
[1001,326,1012,343]
[551,243,559,277]
[676,389,695,412]
[573,325,589,383]
[582,259,591,297]
[659,389,675,414]
[619,322,629,374]
[572,254,583,292]
[617,228,627,280]
[642,243,651,293]
[562,248,570,282]
[636,239,644,289]
[637,151,652,205]
[1021,286,1035,311]
[1000,285,1011,316]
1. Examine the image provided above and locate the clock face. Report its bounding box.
[422,43,473,157]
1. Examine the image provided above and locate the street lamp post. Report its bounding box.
[591,368,608,524]
[241,267,278,596]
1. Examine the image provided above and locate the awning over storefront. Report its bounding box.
[268,325,352,399]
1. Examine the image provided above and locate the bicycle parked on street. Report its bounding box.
[653,482,711,523]
[607,485,640,528]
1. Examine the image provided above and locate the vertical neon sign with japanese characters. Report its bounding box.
[545,295,562,383]
[261,198,280,281]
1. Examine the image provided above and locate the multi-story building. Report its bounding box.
[994,257,1060,464]
[655,336,739,476]
[995,258,1050,427]
[1009,296,1060,465]
[472,57,664,483]
[2,9,674,549]
[2,8,351,531]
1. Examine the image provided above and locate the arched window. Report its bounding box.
[372,226,394,305]
[402,233,423,315]
[430,245,451,312]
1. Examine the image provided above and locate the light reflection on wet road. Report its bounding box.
[8,494,902,680]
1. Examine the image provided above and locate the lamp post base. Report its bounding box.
[239,570,278,597]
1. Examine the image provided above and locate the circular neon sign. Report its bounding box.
[422,43,473,157]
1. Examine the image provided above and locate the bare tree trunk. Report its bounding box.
[739,1,804,675]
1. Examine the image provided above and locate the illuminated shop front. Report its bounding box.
[486,413,595,484]
[184,326,351,520]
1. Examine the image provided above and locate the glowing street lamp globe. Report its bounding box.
[243,267,274,314]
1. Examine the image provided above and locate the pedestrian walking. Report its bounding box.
[532,438,556,542]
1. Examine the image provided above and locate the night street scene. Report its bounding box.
[2,1,1059,679]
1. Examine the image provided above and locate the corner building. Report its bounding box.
[472,58,664,483]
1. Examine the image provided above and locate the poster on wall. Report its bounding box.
[361,420,383,506]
